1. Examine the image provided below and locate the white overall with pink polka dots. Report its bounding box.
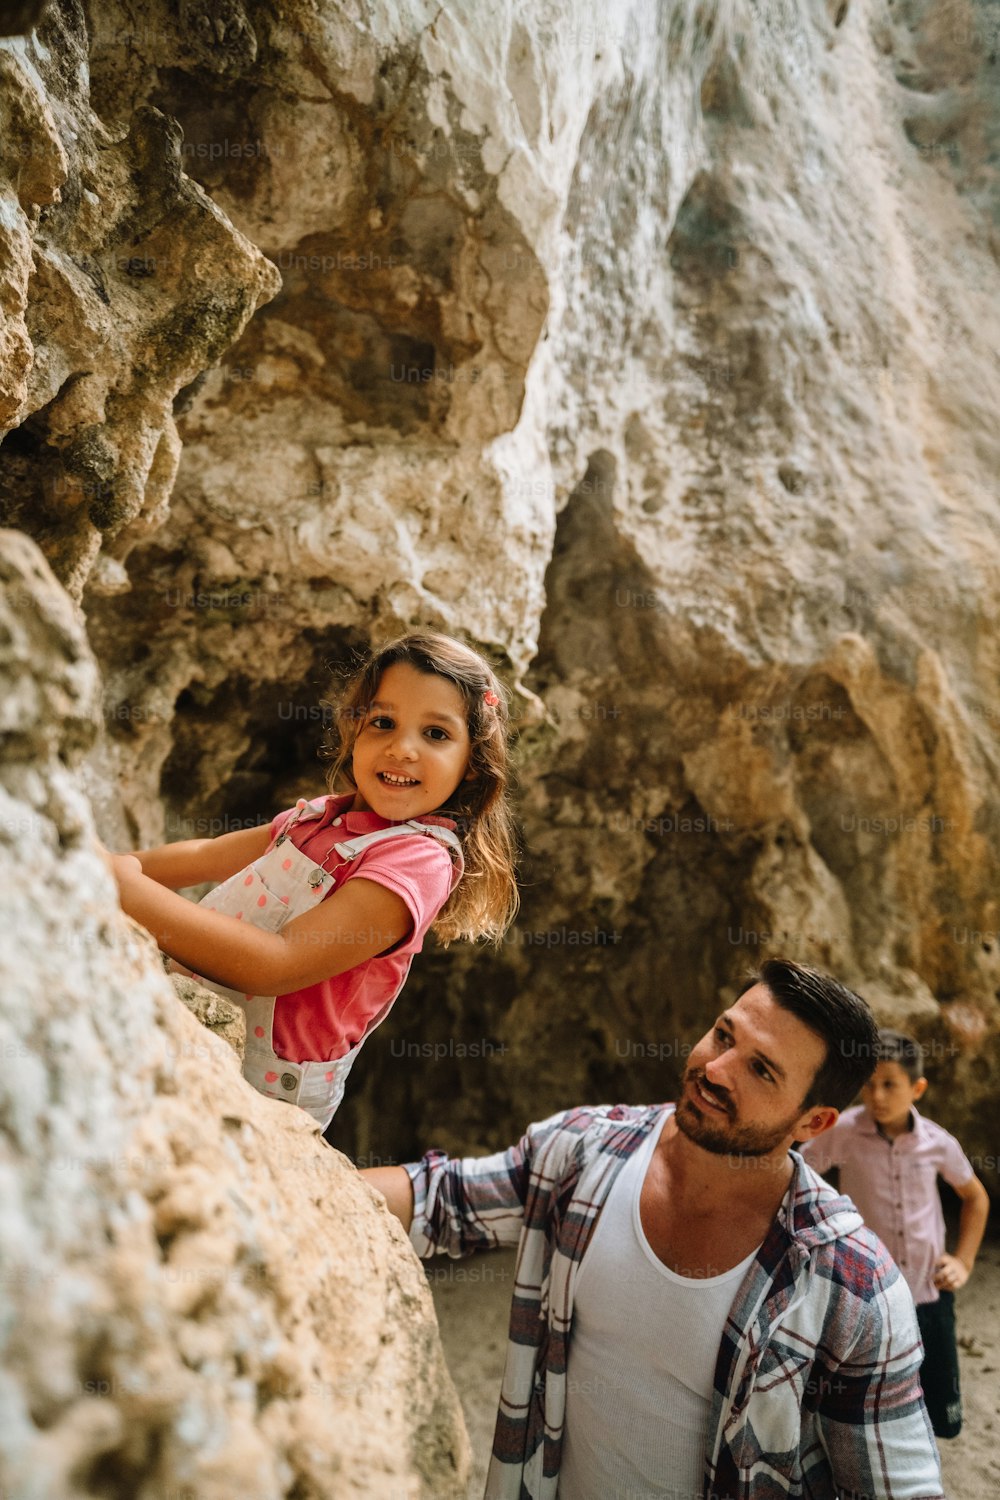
[186,797,463,1131]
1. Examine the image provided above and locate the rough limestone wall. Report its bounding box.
[0,528,469,1497]
[0,2,280,596]
[1,2,998,1182]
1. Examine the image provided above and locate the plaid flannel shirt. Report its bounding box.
[406,1102,945,1500]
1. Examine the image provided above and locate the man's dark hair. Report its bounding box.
[876,1028,925,1083]
[739,958,880,1112]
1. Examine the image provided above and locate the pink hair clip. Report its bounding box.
[483,690,500,707]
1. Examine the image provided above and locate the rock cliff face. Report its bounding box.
[1,0,998,1389]
[0,4,280,598]
[60,0,1000,1175]
[0,528,469,1497]
[2,1,999,1489]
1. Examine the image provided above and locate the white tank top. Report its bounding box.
[559,1107,761,1500]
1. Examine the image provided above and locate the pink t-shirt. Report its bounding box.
[266,793,459,1064]
[800,1104,975,1305]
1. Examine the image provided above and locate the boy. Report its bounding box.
[801,1029,990,1439]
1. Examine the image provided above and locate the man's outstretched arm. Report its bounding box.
[360,1104,597,1260]
[366,1135,536,1260]
[363,1166,414,1232]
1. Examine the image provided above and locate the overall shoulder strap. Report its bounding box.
[270,796,329,848]
[331,820,464,872]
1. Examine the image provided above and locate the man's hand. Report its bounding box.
[933,1252,970,1291]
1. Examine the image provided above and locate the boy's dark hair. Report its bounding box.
[876,1028,925,1083]
[739,958,880,1112]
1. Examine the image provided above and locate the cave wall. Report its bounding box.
[2,0,999,1191]
[0,2,280,597]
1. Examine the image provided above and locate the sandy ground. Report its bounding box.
[429,1235,1000,1499]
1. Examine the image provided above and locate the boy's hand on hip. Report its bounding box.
[933,1253,970,1291]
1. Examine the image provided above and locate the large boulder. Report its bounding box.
[0,527,468,1498]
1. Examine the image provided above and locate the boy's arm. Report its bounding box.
[936,1173,990,1291]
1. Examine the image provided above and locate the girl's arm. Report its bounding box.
[131,824,273,889]
[111,862,412,995]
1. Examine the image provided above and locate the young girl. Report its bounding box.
[106,632,518,1130]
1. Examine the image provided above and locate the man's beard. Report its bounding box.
[676,1069,804,1159]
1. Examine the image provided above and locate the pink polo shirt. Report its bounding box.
[800,1104,975,1305]
[266,793,459,1064]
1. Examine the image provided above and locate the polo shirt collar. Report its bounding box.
[309,791,456,835]
[861,1103,923,1142]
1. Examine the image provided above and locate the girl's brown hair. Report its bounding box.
[322,632,518,945]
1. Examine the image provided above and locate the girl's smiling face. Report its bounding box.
[350,662,474,820]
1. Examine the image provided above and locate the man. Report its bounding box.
[364,959,945,1500]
